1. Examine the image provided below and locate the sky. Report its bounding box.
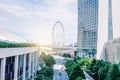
[0,0,77,45]
[0,0,120,46]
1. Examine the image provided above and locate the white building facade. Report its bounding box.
[100,37,120,63]
[0,47,40,80]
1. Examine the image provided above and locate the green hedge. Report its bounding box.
[0,41,37,48]
[63,53,71,58]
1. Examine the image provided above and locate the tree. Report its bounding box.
[106,64,120,80]
[63,53,67,57]
[116,77,120,80]
[36,75,44,80]
[63,53,71,58]
[36,75,51,80]
[67,53,71,58]
[74,56,81,62]
[69,64,85,80]
[41,53,56,67]
[44,54,56,67]
[92,60,106,80]
[65,60,75,75]
[76,77,83,80]
[89,59,97,72]
[67,63,76,76]
[43,67,54,79]
[76,56,91,67]
[65,60,74,69]
[36,67,53,80]
[41,52,46,61]
[98,63,110,80]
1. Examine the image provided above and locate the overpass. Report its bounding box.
[0,30,26,42]
[39,46,75,57]
[0,31,40,80]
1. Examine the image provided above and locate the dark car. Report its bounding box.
[58,71,61,75]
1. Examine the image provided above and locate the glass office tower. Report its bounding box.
[77,0,98,57]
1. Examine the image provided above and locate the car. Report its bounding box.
[58,71,61,75]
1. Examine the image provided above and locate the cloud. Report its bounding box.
[0,0,77,44]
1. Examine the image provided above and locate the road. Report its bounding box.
[53,55,94,80]
[84,72,94,80]
[53,56,69,80]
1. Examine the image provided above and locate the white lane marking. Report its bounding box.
[57,70,60,80]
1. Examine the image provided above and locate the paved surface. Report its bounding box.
[53,56,69,80]
[84,72,94,80]
[53,55,94,80]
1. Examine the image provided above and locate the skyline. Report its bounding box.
[0,0,120,45]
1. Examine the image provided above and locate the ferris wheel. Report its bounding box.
[52,21,65,47]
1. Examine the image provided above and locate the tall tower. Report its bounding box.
[77,0,99,57]
[96,0,113,59]
[108,0,113,40]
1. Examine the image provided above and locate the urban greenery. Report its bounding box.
[36,52,55,80]
[63,53,71,58]
[86,58,120,80]
[88,59,109,80]
[36,67,54,80]
[65,56,120,80]
[76,77,83,80]
[0,41,37,48]
[41,52,56,67]
[65,60,85,80]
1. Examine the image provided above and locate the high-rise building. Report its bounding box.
[108,0,113,40]
[98,0,120,63]
[77,0,114,58]
[77,0,98,57]
[97,0,114,59]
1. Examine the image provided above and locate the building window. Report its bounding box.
[18,55,24,80]
[5,56,15,80]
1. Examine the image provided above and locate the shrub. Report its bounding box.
[89,59,97,72]
[44,54,56,67]
[36,67,54,80]
[69,64,85,80]
[106,64,120,80]
[63,53,71,58]
[65,60,74,74]
[76,77,83,80]
[41,53,56,67]
[43,67,54,79]
[36,75,51,80]
[98,63,110,80]
[0,41,37,48]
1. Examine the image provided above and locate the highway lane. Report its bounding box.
[53,55,94,80]
[53,56,69,80]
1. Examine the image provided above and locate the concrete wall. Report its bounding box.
[0,47,40,80]
[100,37,120,63]
[0,47,38,58]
